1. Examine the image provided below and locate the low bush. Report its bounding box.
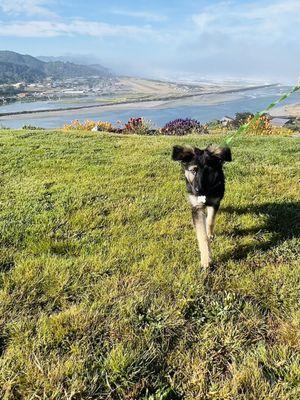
[63,120,113,132]
[123,117,153,135]
[247,114,273,135]
[59,114,294,137]
[161,118,208,136]
[206,119,222,129]
[22,124,45,130]
[234,112,255,128]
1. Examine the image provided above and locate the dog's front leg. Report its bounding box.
[206,205,219,241]
[192,206,212,269]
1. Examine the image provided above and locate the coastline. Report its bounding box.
[269,103,300,118]
[0,83,277,121]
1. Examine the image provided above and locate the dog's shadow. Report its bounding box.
[218,201,300,264]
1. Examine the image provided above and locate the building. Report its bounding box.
[220,116,235,127]
[17,93,29,99]
[270,117,294,128]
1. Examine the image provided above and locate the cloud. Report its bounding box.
[0,19,161,40]
[166,0,300,82]
[0,0,299,81]
[192,0,300,40]
[110,9,167,22]
[0,0,57,17]
[191,12,216,33]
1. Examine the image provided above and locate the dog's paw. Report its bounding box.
[201,258,212,270]
[208,262,217,273]
[208,234,215,242]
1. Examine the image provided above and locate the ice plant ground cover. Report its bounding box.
[161,118,207,136]
[0,129,299,399]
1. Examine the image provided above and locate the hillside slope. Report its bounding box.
[0,61,46,84]
[0,51,112,84]
[0,131,299,399]
[0,50,45,70]
[38,55,111,76]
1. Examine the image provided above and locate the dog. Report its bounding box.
[172,144,232,269]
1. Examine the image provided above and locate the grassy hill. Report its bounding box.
[0,130,299,399]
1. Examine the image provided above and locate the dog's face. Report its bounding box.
[172,144,232,198]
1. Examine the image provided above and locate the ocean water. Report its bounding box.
[1,86,299,129]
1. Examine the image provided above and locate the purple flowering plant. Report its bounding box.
[161,118,207,136]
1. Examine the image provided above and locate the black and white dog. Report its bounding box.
[172,144,232,269]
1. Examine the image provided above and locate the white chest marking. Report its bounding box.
[188,194,206,207]
[197,195,207,204]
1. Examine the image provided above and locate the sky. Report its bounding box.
[0,0,299,83]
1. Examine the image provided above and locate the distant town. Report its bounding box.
[0,76,122,105]
[0,50,121,105]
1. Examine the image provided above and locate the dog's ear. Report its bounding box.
[206,145,232,162]
[172,145,195,163]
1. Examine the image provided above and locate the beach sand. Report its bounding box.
[270,103,300,118]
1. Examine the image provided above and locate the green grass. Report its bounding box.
[0,129,299,399]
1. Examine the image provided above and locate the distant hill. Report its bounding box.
[0,51,45,71]
[0,62,45,84]
[38,55,111,77]
[0,51,113,84]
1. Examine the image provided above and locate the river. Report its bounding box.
[1,85,299,129]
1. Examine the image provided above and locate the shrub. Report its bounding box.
[22,124,45,130]
[161,118,208,136]
[94,121,113,132]
[63,120,113,132]
[247,114,273,135]
[234,112,254,128]
[206,119,222,129]
[123,117,153,135]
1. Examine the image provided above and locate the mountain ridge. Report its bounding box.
[0,51,113,84]
[37,55,111,76]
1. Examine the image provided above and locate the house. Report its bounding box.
[17,93,29,99]
[220,116,234,127]
[270,117,294,128]
[12,82,24,89]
